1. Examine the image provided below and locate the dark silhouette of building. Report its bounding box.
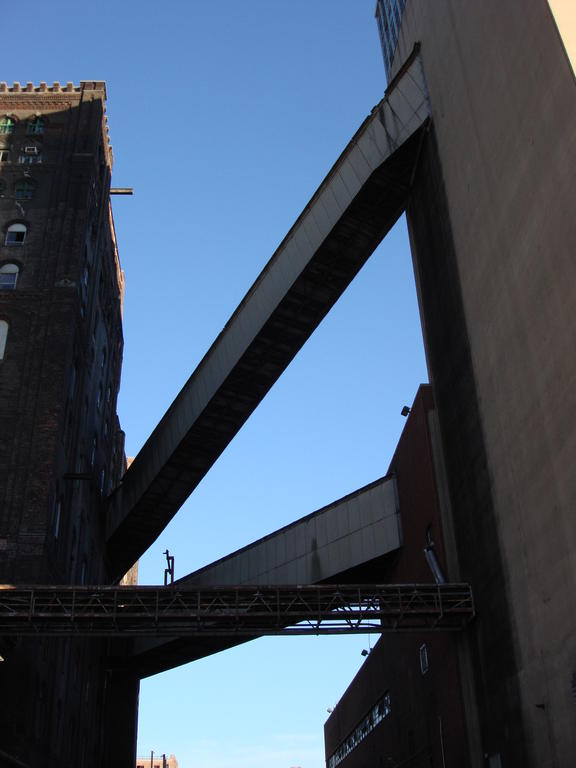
[0,80,134,767]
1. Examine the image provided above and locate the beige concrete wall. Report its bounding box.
[393,1,576,765]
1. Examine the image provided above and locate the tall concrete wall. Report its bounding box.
[393,2,576,765]
[0,83,132,768]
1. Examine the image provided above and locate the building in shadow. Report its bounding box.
[0,80,135,767]
[1,2,576,766]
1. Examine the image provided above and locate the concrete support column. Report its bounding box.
[102,669,140,768]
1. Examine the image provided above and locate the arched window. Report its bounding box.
[0,264,19,290]
[5,223,27,246]
[0,116,15,134]
[27,116,45,135]
[15,179,36,200]
[0,320,8,359]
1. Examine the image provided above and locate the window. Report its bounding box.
[0,320,8,359]
[0,149,10,163]
[82,263,89,289]
[54,500,62,539]
[5,223,27,245]
[27,116,45,135]
[0,116,15,134]
[375,0,407,80]
[70,362,78,399]
[327,691,392,768]
[15,179,36,200]
[18,151,42,165]
[0,263,19,290]
[419,643,429,675]
[89,436,97,468]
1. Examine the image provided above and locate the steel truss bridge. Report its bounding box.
[0,583,474,638]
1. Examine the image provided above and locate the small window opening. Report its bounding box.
[0,116,15,134]
[54,500,62,539]
[0,320,8,359]
[0,263,19,290]
[27,116,45,135]
[419,643,429,675]
[5,223,27,246]
[18,150,42,165]
[70,362,78,399]
[15,179,36,200]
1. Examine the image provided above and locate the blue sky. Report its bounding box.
[4,2,428,765]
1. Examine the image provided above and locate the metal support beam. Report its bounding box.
[0,583,473,638]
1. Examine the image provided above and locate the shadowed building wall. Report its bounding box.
[0,81,134,768]
[372,1,576,765]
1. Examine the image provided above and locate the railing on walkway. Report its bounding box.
[0,583,474,637]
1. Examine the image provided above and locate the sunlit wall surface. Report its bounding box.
[548,0,576,74]
[375,0,407,80]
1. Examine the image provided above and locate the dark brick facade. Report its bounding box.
[324,386,469,768]
[0,82,132,768]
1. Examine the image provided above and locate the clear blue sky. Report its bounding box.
[4,3,428,766]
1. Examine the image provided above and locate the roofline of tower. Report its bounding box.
[0,81,107,98]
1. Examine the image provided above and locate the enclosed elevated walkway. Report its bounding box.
[128,476,403,675]
[106,50,430,580]
[180,476,401,587]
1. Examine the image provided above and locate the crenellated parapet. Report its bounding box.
[0,80,106,95]
[0,80,112,164]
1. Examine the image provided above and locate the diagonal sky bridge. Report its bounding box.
[105,48,432,584]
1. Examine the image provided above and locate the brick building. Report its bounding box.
[324,387,468,768]
[0,81,133,768]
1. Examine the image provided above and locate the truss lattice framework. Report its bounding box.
[0,583,474,637]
